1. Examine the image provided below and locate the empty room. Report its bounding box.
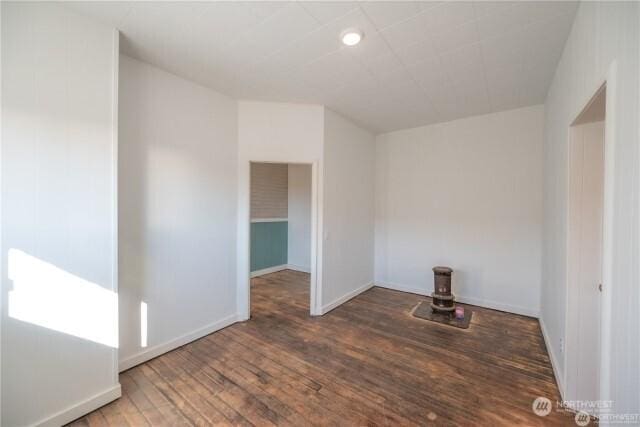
[1,1,639,426]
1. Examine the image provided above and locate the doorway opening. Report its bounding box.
[248,162,315,317]
[565,83,607,417]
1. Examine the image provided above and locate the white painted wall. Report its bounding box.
[118,56,238,370]
[541,1,639,413]
[322,109,376,312]
[288,164,312,272]
[1,3,120,426]
[237,101,324,317]
[237,101,324,163]
[375,105,544,317]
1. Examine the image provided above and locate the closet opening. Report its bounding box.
[565,83,609,418]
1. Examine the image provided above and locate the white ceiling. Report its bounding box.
[66,1,578,133]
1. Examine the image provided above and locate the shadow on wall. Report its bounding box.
[6,249,149,348]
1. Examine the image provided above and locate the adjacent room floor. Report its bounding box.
[69,270,571,426]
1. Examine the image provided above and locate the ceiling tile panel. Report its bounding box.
[430,20,480,54]
[374,65,418,90]
[243,2,291,25]
[520,1,578,25]
[379,11,432,49]
[440,43,485,85]
[418,2,445,12]
[323,7,379,41]
[454,80,491,115]
[64,0,578,133]
[420,1,476,34]
[348,31,393,64]
[360,1,422,30]
[230,3,320,64]
[298,48,367,92]
[472,1,515,18]
[420,82,460,121]
[252,25,343,76]
[519,65,555,104]
[406,57,449,89]
[324,74,379,104]
[358,52,405,80]
[298,1,359,24]
[476,2,531,40]
[481,32,525,71]
[486,67,523,112]
[521,11,576,70]
[392,38,439,66]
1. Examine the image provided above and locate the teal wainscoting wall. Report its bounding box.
[250,221,288,272]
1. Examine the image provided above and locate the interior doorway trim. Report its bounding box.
[563,60,617,409]
[237,160,322,319]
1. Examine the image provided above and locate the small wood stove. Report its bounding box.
[412,266,472,329]
[431,266,455,312]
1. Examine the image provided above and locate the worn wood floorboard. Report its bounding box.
[68,270,573,426]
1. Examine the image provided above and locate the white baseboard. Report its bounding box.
[250,264,288,278]
[455,295,539,318]
[251,264,310,277]
[286,263,310,273]
[375,282,427,297]
[321,281,374,315]
[539,316,565,399]
[374,281,540,318]
[119,313,238,372]
[34,384,121,427]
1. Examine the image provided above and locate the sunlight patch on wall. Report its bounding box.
[7,248,118,348]
[140,301,148,348]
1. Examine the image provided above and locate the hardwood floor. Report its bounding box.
[69,270,573,426]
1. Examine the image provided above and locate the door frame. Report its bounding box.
[237,160,323,319]
[563,61,617,410]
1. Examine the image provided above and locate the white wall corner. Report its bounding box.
[286,264,311,273]
[250,264,288,278]
[539,316,565,400]
[374,281,428,297]
[321,281,374,315]
[374,281,540,318]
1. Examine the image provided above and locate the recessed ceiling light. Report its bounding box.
[341,29,363,46]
